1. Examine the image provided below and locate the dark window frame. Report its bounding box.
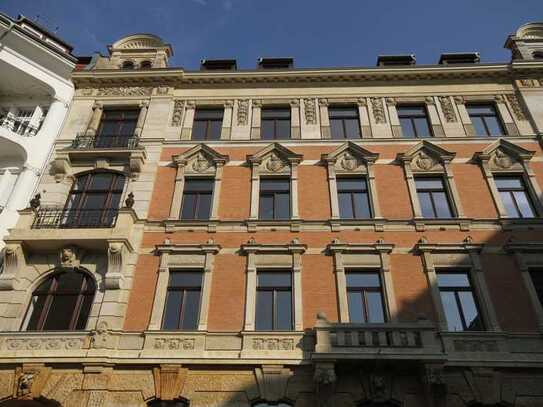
[23,268,96,331]
[63,170,125,227]
[259,177,291,220]
[96,108,140,147]
[494,175,537,218]
[437,270,484,332]
[529,268,543,307]
[180,178,214,220]
[162,270,203,331]
[191,108,224,140]
[397,105,433,138]
[328,105,362,139]
[414,176,455,219]
[337,177,372,219]
[346,270,387,323]
[255,270,293,331]
[260,107,291,140]
[466,103,506,137]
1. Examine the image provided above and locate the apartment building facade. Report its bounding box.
[0,14,76,249]
[1,23,543,407]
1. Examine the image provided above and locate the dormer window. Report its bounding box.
[122,60,135,70]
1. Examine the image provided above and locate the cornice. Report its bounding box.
[71,62,543,88]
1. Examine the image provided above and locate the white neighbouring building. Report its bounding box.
[0,13,76,249]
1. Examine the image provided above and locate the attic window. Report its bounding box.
[200,59,237,70]
[257,57,294,69]
[376,55,416,66]
[122,61,135,70]
[140,60,153,69]
[438,52,480,65]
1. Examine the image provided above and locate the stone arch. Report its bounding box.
[111,33,169,50]
[515,22,543,39]
[0,398,61,407]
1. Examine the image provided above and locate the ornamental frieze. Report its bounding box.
[252,337,295,350]
[237,99,250,125]
[370,97,387,124]
[304,98,317,125]
[96,87,152,96]
[505,94,526,121]
[4,337,86,351]
[438,96,457,122]
[171,99,185,126]
[153,337,195,350]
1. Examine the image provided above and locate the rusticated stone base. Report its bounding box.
[2,364,543,406]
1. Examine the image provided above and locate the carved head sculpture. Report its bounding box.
[340,152,358,171]
[414,151,437,171]
[17,372,35,397]
[60,246,79,267]
[266,153,284,172]
[492,148,514,169]
[192,153,211,173]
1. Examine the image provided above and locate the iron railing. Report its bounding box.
[32,208,119,229]
[70,134,139,149]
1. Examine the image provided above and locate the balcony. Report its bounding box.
[32,207,119,229]
[70,134,140,149]
[313,316,443,362]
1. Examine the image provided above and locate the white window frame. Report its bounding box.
[241,239,306,331]
[474,139,543,219]
[417,239,500,332]
[169,144,229,223]
[149,241,220,331]
[327,239,396,323]
[397,140,465,220]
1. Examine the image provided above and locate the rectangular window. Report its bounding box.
[529,269,543,306]
[97,109,139,147]
[192,108,223,140]
[180,178,214,220]
[437,271,483,331]
[415,177,454,218]
[162,271,202,330]
[494,176,536,218]
[329,106,361,139]
[259,178,290,220]
[255,271,292,331]
[397,105,433,138]
[466,104,505,137]
[337,178,372,219]
[346,271,386,323]
[261,107,291,140]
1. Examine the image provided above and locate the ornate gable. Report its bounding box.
[397,140,455,173]
[247,143,302,175]
[322,141,379,174]
[172,144,228,175]
[474,139,534,172]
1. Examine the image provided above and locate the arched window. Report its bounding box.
[63,171,125,227]
[23,269,95,331]
[140,60,153,69]
[122,60,135,70]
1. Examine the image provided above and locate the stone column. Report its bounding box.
[357,98,372,138]
[251,100,262,140]
[181,101,195,140]
[6,166,38,212]
[290,99,301,139]
[454,96,474,136]
[386,98,401,138]
[133,101,149,137]
[290,163,300,220]
[221,100,233,140]
[425,97,445,137]
[249,165,260,220]
[85,102,103,136]
[244,250,257,330]
[495,95,519,136]
[319,99,330,139]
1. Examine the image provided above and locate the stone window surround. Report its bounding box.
[454,94,519,137]
[417,239,501,332]
[247,144,303,222]
[179,100,234,140]
[318,97,371,139]
[321,142,383,223]
[149,241,221,331]
[473,140,543,219]
[385,96,445,138]
[84,99,149,138]
[251,99,301,140]
[168,145,229,223]
[327,239,397,323]
[241,239,306,331]
[506,242,543,332]
[397,141,465,220]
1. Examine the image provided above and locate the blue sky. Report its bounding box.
[4,1,543,69]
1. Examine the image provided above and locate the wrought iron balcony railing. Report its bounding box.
[70,134,140,149]
[32,208,119,229]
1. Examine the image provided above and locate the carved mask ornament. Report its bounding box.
[265,153,285,172]
[414,152,437,171]
[340,152,358,171]
[492,149,514,169]
[192,153,211,173]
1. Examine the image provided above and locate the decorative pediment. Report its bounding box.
[397,141,455,173]
[473,139,534,172]
[247,143,302,175]
[322,142,379,174]
[172,144,229,175]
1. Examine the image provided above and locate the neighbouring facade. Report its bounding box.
[0,14,76,249]
[1,23,543,407]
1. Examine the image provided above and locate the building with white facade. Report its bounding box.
[0,13,76,249]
